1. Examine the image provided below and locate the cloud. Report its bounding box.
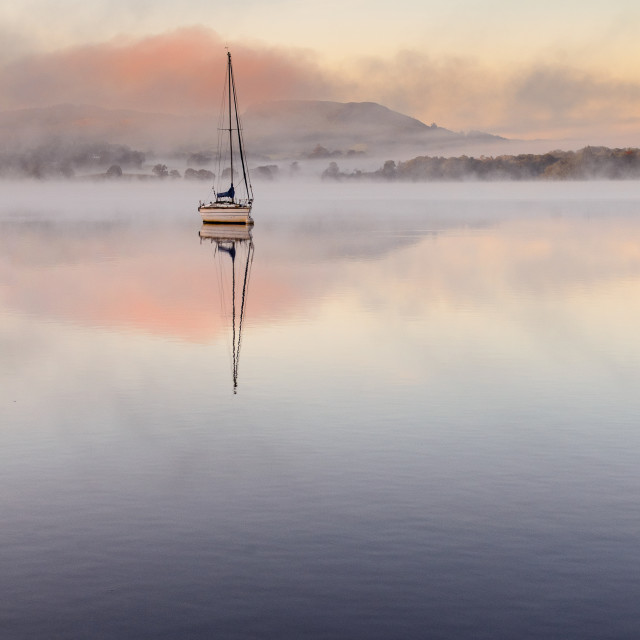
[0,26,38,65]
[339,51,503,131]
[339,51,640,141]
[0,26,333,114]
[2,28,640,143]
[508,65,640,136]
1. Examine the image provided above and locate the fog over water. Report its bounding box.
[2,180,640,639]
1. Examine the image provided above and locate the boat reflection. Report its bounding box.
[199,224,255,393]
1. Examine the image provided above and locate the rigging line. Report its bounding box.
[214,62,228,198]
[235,240,254,377]
[237,120,253,199]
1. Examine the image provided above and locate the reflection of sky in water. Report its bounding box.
[1,181,640,639]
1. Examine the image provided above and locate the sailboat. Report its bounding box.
[199,51,254,225]
[199,224,255,393]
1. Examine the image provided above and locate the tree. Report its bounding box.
[381,160,397,179]
[255,165,278,181]
[106,164,122,178]
[152,164,168,178]
[322,161,341,180]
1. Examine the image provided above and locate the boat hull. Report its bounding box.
[199,204,253,224]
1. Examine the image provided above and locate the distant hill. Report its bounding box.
[0,104,204,152]
[0,101,507,162]
[243,100,505,157]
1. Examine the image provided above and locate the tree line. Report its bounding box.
[0,142,146,179]
[323,147,640,181]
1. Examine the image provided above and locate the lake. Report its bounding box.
[1,179,640,639]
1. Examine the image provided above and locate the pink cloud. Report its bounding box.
[0,27,333,114]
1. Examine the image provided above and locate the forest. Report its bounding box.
[323,147,640,181]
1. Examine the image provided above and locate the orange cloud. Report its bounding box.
[0,27,332,114]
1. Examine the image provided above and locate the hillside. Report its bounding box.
[243,100,507,157]
[0,101,506,163]
[243,100,446,154]
[0,104,205,152]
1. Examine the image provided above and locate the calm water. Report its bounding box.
[2,180,640,639]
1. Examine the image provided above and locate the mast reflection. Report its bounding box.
[199,224,254,393]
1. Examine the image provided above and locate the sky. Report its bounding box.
[2,0,640,143]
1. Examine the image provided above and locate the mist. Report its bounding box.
[2,26,640,154]
[2,139,640,184]
[2,26,640,183]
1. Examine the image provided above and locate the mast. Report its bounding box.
[230,54,252,202]
[227,51,234,202]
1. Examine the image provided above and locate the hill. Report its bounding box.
[0,101,507,162]
[243,100,506,158]
[0,104,203,152]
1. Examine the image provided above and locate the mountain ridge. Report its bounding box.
[0,100,507,159]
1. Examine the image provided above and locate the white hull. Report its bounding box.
[199,204,253,225]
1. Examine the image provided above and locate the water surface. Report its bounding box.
[2,180,640,639]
